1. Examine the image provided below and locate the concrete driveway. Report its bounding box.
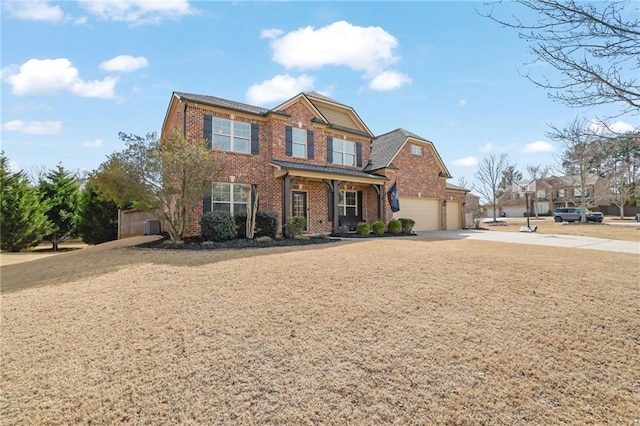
[414,229,639,255]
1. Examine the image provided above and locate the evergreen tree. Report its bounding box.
[0,153,52,252]
[75,183,119,244]
[38,164,80,251]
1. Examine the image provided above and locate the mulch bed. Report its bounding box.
[137,236,341,250]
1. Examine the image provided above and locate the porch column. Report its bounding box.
[372,184,385,221]
[282,174,292,232]
[324,179,344,234]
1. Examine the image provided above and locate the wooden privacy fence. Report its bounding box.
[118,209,157,239]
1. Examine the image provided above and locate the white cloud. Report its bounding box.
[369,71,412,91]
[3,58,118,99]
[267,21,399,76]
[452,156,478,167]
[479,142,493,153]
[4,0,64,22]
[246,74,314,105]
[100,55,149,72]
[81,139,103,148]
[588,119,637,135]
[79,0,194,25]
[459,99,467,107]
[261,28,284,39]
[3,120,63,135]
[521,140,555,153]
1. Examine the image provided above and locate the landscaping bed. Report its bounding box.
[137,235,341,250]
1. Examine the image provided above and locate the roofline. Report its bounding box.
[383,134,452,178]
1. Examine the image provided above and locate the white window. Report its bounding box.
[213,117,250,153]
[558,188,566,198]
[510,193,520,200]
[292,128,307,158]
[332,138,356,166]
[338,190,358,216]
[209,182,249,215]
[411,144,423,156]
[536,189,546,198]
[573,187,582,197]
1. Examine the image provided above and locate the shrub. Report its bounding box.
[200,211,237,242]
[398,218,415,234]
[356,221,370,235]
[255,211,278,238]
[235,210,278,239]
[387,219,402,234]
[372,220,386,235]
[284,216,306,237]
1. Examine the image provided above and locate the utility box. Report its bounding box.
[143,219,161,235]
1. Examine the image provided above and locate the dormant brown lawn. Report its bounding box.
[1,237,638,424]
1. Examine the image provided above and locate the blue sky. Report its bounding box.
[2,0,638,189]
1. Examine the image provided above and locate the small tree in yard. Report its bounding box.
[91,130,221,241]
[549,118,601,223]
[75,183,119,244]
[0,153,52,252]
[474,154,510,223]
[38,164,80,251]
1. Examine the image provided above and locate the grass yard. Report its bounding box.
[483,217,640,242]
[1,238,638,424]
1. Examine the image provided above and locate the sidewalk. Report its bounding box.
[414,229,639,255]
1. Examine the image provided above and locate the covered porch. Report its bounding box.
[270,160,388,234]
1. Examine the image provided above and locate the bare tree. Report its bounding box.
[526,164,551,218]
[602,132,640,218]
[481,0,640,116]
[457,176,470,189]
[548,117,602,223]
[474,154,510,222]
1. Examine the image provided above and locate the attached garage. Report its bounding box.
[394,197,440,231]
[446,201,461,230]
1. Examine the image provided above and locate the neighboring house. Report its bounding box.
[161,91,464,236]
[498,174,610,217]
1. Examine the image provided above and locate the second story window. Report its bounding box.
[292,128,307,158]
[332,138,356,166]
[213,118,250,153]
[411,144,423,156]
[558,188,566,198]
[285,126,314,159]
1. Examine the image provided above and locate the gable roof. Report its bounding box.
[446,182,470,192]
[367,128,452,178]
[173,92,288,117]
[274,92,374,137]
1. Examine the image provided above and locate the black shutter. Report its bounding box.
[307,130,314,159]
[357,191,363,221]
[251,123,259,155]
[203,115,212,150]
[203,194,212,214]
[285,126,293,157]
[327,136,333,163]
[356,142,362,167]
[327,187,333,221]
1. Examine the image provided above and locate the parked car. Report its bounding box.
[553,207,604,223]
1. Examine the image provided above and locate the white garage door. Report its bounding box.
[502,206,525,217]
[394,197,440,231]
[446,201,461,230]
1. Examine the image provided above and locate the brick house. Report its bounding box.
[498,174,610,217]
[161,91,467,236]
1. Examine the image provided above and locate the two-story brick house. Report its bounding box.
[162,91,466,236]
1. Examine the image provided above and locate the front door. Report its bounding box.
[292,190,308,231]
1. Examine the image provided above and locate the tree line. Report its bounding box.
[1,130,213,252]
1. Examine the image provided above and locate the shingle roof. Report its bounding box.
[446,183,469,192]
[270,159,387,181]
[303,91,343,105]
[367,129,433,171]
[174,92,288,117]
